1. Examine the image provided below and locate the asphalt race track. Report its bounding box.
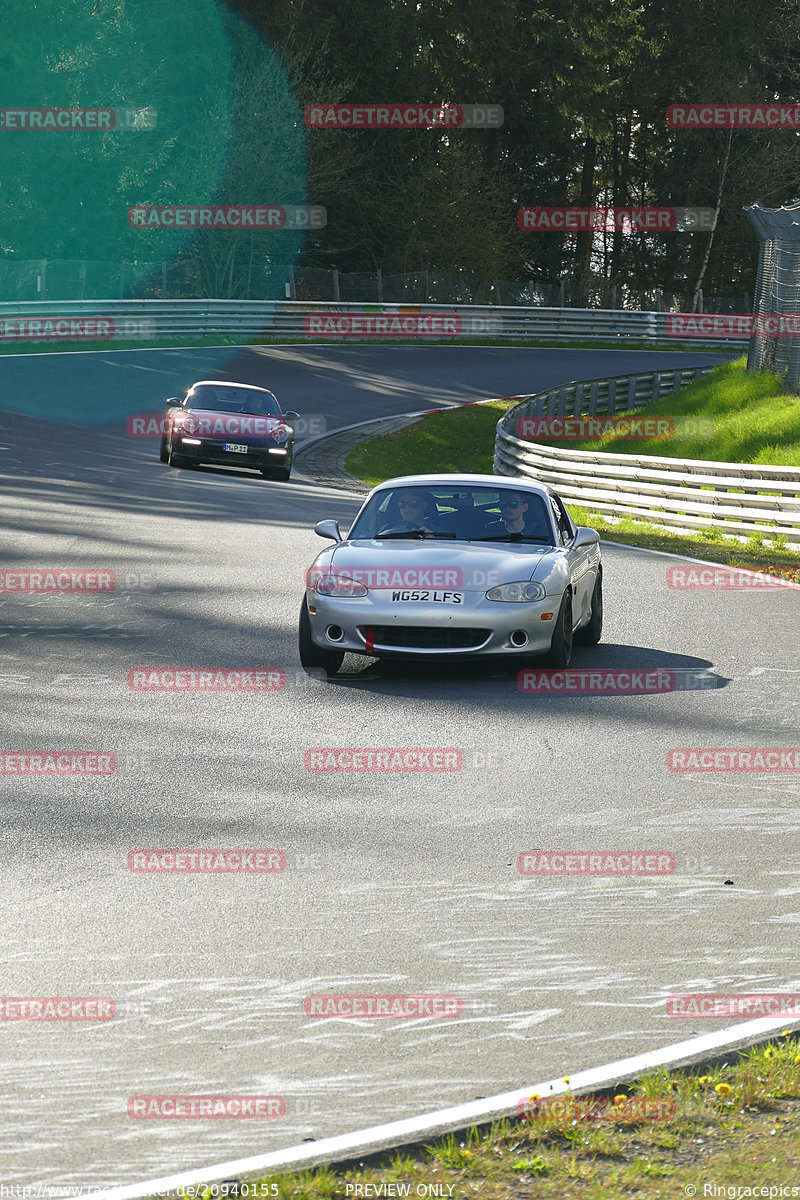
[2,344,799,1187]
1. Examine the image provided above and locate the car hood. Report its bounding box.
[178,408,288,435]
[321,539,551,591]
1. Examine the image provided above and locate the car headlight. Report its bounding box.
[315,574,368,598]
[486,581,547,602]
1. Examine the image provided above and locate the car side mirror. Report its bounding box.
[314,519,342,542]
[283,410,300,421]
[573,527,600,548]
[165,397,183,407]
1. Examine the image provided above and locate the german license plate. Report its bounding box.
[391,590,463,603]
[223,443,248,454]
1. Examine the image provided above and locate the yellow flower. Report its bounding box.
[698,1076,713,1085]
[715,1083,733,1097]
[613,1095,628,1106]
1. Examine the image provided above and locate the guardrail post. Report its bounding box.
[607,379,617,416]
[627,376,638,410]
[588,381,599,416]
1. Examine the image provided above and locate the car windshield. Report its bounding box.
[347,485,556,544]
[186,385,281,415]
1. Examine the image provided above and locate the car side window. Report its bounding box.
[550,495,575,545]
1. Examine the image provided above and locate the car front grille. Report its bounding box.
[367,625,491,650]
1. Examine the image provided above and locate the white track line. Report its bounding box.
[96,1012,800,1198]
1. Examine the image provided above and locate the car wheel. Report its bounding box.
[299,596,344,676]
[167,440,187,468]
[159,436,169,463]
[539,588,573,667]
[575,568,603,645]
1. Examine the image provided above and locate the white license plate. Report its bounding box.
[223,443,248,454]
[391,590,463,604]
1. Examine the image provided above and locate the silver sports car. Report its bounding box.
[299,474,602,676]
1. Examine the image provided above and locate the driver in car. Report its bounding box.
[243,392,270,413]
[481,493,548,539]
[382,491,444,534]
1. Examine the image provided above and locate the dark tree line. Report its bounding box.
[4,0,800,302]
[229,0,800,302]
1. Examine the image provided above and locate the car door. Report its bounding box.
[550,493,594,626]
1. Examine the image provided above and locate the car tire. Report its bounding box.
[539,588,573,667]
[159,436,169,463]
[167,440,187,468]
[299,596,344,676]
[575,568,603,645]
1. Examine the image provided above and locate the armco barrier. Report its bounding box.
[0,299,750,346]
[494,367,800,542]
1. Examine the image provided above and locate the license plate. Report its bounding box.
[391,590,463,604]
[223,443,248,454]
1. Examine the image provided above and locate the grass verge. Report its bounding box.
[172,1033,800,1199]
[344,359,800,571]
[541,356,800,467]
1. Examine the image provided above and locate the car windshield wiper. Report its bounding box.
[374,530,456,540]
[467,534,552,543]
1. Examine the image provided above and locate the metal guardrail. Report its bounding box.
[0,299,750,347]
[494,367,800,542]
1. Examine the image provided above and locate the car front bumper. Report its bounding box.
[305,589,562,657]
[176,438,291,469]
